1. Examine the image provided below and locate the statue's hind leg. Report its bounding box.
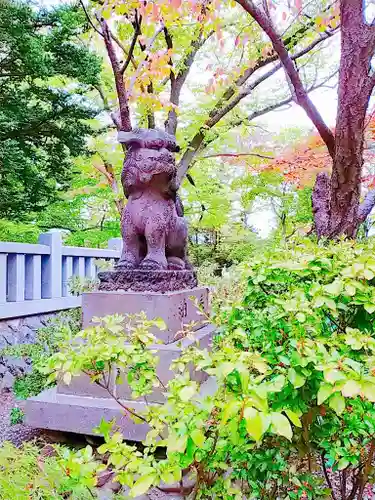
[117,210,142,269]
[166,217,187,270]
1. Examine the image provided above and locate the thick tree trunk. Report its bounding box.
[325,1,375,237]
[312,0,375,238]
[328,103,368,237]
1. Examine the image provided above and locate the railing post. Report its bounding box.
[25,255,42,300]
[108,238,122,266]
[107,238,122,251]
[73,257,85,278]
[7,254,25,302]
[62,256,73,297]
[85,258,97,279]
[0,254,7,302]
[38,231,62,299]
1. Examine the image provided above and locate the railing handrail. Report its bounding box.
[0,242,51,255]
[62,246,120,258]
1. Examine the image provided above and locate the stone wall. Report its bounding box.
[0,313,55,391]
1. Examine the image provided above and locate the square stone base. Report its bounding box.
[82,287,209,344]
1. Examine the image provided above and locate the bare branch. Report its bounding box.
[201,152,274,160]
[177,67,337,183]
[79,0,103,37]
[121,15,141,75]
[100,17,132,132]
[235,0,335,158]
[128,24,165,94]
[177,35,337,184]
[206,62,282,129]
[165,29,214,135]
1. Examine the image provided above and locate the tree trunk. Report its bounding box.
[326,1,375,237]
[312,0,375,238]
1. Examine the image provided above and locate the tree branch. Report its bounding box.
[121,14,141,75]
[165,29,214,135]
[357,189,375,223]
[235,0,336,158]
[99,17,132,132]
[78,0,103,37]
[177,35,337,183]
[128,24,165,95]
[207,19,338,126]
[201,152,274,160]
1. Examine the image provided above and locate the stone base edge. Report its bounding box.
[25,388,151,441]
[25,375,218,442]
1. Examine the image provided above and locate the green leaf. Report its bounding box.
[314,295,325,308]
[341,380,361,397]
[344,358,362,373]
[168,434,188,453]
[267,375,285,392]
[63,372,72,385]
[288,368,306,388]
[337,458,350,470]
[94,418,114,440]
[154,318,167,331]
[285,409,302,428]
[179,385,196,402]
[364,269,374,280]
[324,369,346,383]
[324,280,342,296]
[345,284,356,296]
[317,384,334,405]
[130,473,157,497]
[296,312,306,323]
[329,393,345,415]
[271,412,293,441]
[190,429,205,448]
[324,298,337,310]
[222,400,241,423]
[364,303,375,314]
[244,407,267,442]
[361,382,375,402]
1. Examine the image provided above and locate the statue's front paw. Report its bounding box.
[139,259,167,270]
[167,256,185,270]
[116,260,136,270]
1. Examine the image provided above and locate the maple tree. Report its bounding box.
[79,0,338,216]
[236,0,375,238]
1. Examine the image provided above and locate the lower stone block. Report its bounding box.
[26,324,216,438]
[25,389,151,441]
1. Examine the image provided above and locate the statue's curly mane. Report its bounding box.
[121,130,178,196]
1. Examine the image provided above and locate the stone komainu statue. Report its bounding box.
[117,128,189,271]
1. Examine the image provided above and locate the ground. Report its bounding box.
[0,391,41,446]
[0,389,182,499]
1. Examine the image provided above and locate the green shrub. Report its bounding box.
[41,238,375,499]
[0,308,82,399]
[9,407,24,425]
[0,442,101,499]
[0,220,40,244]
[68,276,99,296]
[13,372,51,400]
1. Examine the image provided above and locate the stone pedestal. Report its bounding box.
[25,288,214,439]
[82,287,209,343]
